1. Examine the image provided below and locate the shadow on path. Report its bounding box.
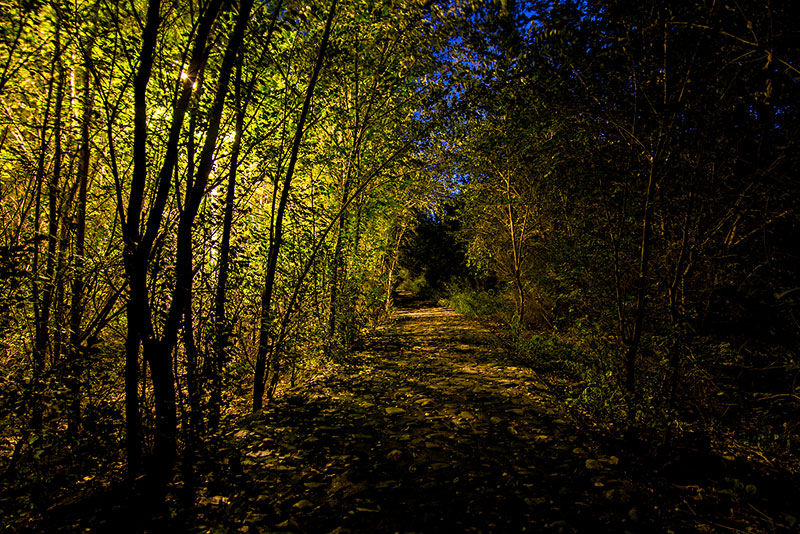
[18,295,798,533]
[206,296,639,533]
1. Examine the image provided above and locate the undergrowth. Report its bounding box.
[438,285,799,468]
[439,283,505,319]
[439,285,625,425]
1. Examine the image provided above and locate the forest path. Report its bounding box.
[204,293,639,533]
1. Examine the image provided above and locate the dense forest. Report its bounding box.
[0,0,798,531]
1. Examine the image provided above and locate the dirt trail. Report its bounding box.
[19,295,798,533]
[203,295,637,533]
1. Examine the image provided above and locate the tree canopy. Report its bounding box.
[1,0,798,529]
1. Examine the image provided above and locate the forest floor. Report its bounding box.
[24,293,798,533]
[184,292,797,533]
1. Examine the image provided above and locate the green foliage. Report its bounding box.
[0,0,460,520]
[510,319,628,425]
[441,284,504,319]
[398,269,428,296]
[434,0,800,456]
[0,0,797,526]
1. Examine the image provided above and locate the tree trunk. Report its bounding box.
[67,47,93,433]
[329,63,364,348]
[30,19,63,434]
[253,0,338,411]
[149,0,255,478]
[122,0,229,478]
[211,0,282,431]
[123,273,145,475]
[328,173,351,347]
[384,225,406,313]
[123,0,161,477]
[210,110,239,430]
[504,172,525,321]
[624,161,658,434]
[180,92,202,503]
[43,33,66,367]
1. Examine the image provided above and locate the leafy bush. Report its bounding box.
[397,268,429,296]
[441,284,505,318]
